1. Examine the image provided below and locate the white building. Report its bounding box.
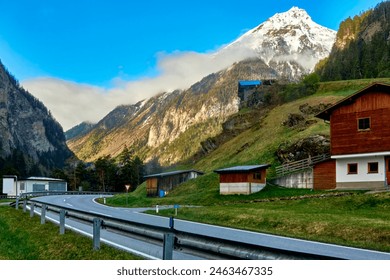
[2,176,67,197]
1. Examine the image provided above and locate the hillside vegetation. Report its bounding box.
[107,78,390,205]
[103,78,390,252]
[316,2,390,80]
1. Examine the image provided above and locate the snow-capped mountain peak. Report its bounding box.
[218,6,337,79]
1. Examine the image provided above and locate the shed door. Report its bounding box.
[386,157,390,186]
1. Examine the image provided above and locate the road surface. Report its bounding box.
[30,194,390,260]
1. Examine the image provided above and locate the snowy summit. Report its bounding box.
[219,7,337,78]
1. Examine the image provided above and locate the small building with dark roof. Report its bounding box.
[144,170,204,197]
[214,164,270,195]
[238,80,262,105]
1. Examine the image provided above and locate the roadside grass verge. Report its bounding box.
[150,191,390,253]
[0,205,143,260]
[103,180,327,207]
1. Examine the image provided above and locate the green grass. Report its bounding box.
[150,191,390,252]
[0,205,143,260]
[103,180,323,207]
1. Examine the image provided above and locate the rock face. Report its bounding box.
[68,59,268,164]
[276,135,330,163]
[0,60,72,174]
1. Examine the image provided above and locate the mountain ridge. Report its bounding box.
[218,6,336,79]
[0,60,73,176]
[67,7,337,166]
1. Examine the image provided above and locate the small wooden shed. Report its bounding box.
[214,164,270,195]
[144,170,204,197]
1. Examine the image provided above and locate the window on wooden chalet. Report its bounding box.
[253,172,262,180]
[358,117,370,131]
[368,162,379,174]
[347,163,358,175]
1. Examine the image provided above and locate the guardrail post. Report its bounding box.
[40,204,47,224]
[163,233,175,260]
[30,203,35,217]
[93,218,102,250]
[169,216,174,229]
[23,200,27,212]
[15,197,19,209]
[59,209,66,234]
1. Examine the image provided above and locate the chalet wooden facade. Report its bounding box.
[214,165,270,195]
[144,170,204,197]
[315,83,390,190]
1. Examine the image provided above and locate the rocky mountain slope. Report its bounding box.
[67,7,337,166]
[0,60,72,175]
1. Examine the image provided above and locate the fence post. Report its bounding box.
[41,204,47,224]
[15,197,19,210]
[93,218,102,250]
[23,200,27,212]
[59,209,66,234]
[163,233,175,260]
[30,203,35,217]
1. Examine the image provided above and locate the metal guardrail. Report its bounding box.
[275,154,331,177]
[12,192,390,260]
[17,191,116,198]
[12,196,334,260]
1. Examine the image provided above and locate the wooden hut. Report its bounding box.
[214,165,270,195]
[144,170,204,197]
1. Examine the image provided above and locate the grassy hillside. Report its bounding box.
[103,79,390,252]
[109,78,390,203]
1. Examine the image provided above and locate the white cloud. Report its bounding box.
[22,47,257,131]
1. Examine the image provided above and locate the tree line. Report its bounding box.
[52,146,144,193]
[316,1,390,81]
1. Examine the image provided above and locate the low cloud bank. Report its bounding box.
[22,47,256,131]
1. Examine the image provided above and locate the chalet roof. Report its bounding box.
[214,164,270,174]
[144,169,204,179]
[316,82,390,121]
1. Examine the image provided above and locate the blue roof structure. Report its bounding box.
[238,80,261,87]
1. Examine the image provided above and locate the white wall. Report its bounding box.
[336,156,385,183]
[2,177,16,196]
[273,170,313,189]
[220,182,266,195]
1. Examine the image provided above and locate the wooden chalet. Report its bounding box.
[214,164,270,195]
[315,82,390,190]
[144,170,204,197]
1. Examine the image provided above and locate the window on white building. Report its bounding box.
[368,162,379,174]
[347,163,358,174]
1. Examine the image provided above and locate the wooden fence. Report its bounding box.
[275,154,330,177]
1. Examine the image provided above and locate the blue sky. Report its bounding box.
[0,0,385,129]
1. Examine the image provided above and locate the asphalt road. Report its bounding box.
[31,194,390,260]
